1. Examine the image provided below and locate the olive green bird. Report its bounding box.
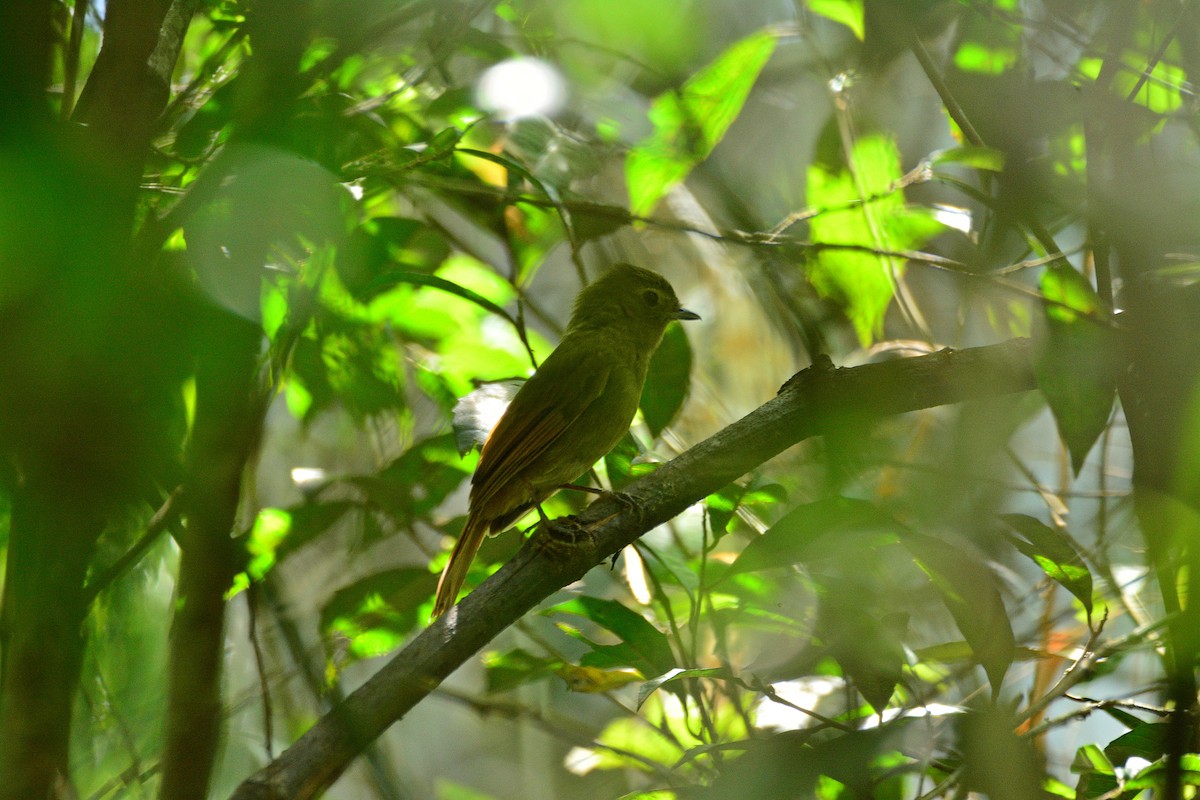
[433,263,699,617]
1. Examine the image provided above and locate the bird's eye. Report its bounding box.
[642,289,660,307]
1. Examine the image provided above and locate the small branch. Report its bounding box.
[83,486,182,605]
[228,338,1039,800]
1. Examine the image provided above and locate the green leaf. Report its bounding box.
[903,532,1014,693]
[806,133,939,346]
[958,704,1045,799]
[818,588,907,713]
[705,482,745,539]
[928,145,1007,172]
[999,514,1093,615]
[273,500,356,559]
[335,216,450,301]
[551,597,676,677]
[349,434,473,527]
[1072,743,1114,776]
[706,481,785,540]
[362,271,518,327]
[603,432,641,491]
[806,0,865,39]
[695,725,910,799]
[320,568,438,661]
[724,497,902,578]
[1124,754,1200,791]
[626,30,776,216]
[483,647,562,693]
[640,323,694,438]
[636,667,732,710]
[1104,722,1168,765]
[1034,265,1117,474]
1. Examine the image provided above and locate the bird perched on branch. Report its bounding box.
[433,263,699,617]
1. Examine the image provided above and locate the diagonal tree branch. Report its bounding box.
[229,337,1038,800]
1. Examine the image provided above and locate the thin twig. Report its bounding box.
[84,486,183,605]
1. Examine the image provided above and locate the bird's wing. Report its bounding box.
[471,342,610,507]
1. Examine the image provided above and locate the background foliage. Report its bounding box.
[2,0,1200,798]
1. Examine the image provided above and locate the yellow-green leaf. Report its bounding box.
[627,30,776,216]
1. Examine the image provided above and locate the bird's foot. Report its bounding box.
[537,515,595,561]
[586,489,643,528]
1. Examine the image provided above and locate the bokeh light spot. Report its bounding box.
[476,57,567,120]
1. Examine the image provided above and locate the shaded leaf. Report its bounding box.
[1034,265,1116,474]
[819,590,907,713]
[636,667,732,709]
[551,596,676,676]
[349,434,473,526]
[999,513,1093,615]
[335,216,450,301]
[724,496,901,578]
[640,323,694,438]
[902,532,1014,692]
[1104,722,1168,766]
[274,500,356,559]
[483,647,561,693]
[692,724,911,800]
[958,703,1046,800]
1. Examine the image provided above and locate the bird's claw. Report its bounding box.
[537,515,596,561]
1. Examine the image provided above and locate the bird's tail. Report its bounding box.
[433,513,490,617]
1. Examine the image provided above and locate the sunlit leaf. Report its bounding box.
[1124,754,1200,791]
[954,41,1018,74]
[705,482,745,538]
[627,30,776,216]
[320,568,438,661]
[999,513,1093,615]
[590,716,687,774]
[362,270,517,326]
[1073,743,1115,775]
[929,145,1007,172]
[558,663,643,693]
[806,0,864,39]
[807,133,939,346]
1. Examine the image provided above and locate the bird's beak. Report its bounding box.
[675,307,701,321]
